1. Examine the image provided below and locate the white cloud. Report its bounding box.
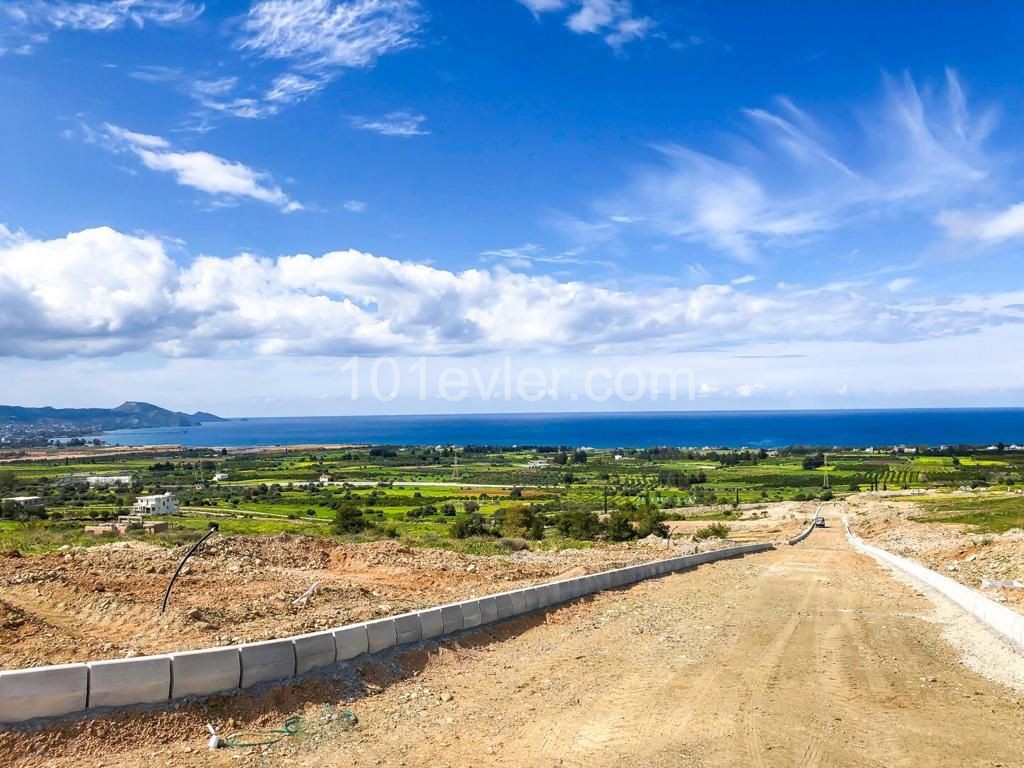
[735,383,766,398]
[202,0,423,116]
[589,71,994,260]
[0,226,179,357]
[100,124,302,212]
[3,224,1024,361]
[240,0,421,70]
[936,202,1024,244]
[351,111,429,137]
[343,199,368,213]
[886,277,915,292]
[731,274,756,286]
[519,0,653,49]
[480,243,605,269]
[1,0,201,52]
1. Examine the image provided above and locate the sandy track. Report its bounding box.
[4,505,1022,767]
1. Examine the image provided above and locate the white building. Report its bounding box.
[133,493,179,516]
[3,496,44,510]
[212,472,229,482]
[86,475,133,487]
[320,473,332,484]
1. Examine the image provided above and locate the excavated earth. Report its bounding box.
[0,513,804,669]
[847,492,1024,614]
[2,506,1022,767]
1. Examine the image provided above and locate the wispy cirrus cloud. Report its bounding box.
[518,0,653,49]
[581,69,996,261]
[98,123,302,212]
[350,110,428,137]
[121,1,425,121]
[1,0,201,53]
[186,0,425,118]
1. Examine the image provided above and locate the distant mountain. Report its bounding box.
[0,401,225,433]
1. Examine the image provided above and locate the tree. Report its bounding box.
[555,509,601,540]
[606,510,634,541]
[0,499,19,520]
[451,513,490,539]
[501,504,532,537]
[333,502,368,534]
[0,471,15,493]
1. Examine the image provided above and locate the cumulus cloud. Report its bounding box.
[1,0,201,52]
[3,224,1024,360]
[588,70,995,260]
[350,111,428,137]
[100,124,302,212]
[343,199,368,213]
[518,0,653,49]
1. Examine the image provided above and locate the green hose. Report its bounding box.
[220,711,358,749]
[222,715,304,748]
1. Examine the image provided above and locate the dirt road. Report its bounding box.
[5,506,1023,767]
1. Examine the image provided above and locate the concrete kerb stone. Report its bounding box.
[440,604,464,634]
[419,608,444,640]
[239,639,296,689]
[523,587,540,612]
[292,631,337,675]
[0,542,790,724]
[87,656,170,709]
[510,590,527,615]
[393,613,423,646]
[479,596,499,625]
[365,618,399,653]
[0,663,88,723]
[844,518,1024,652]
[169,647,240,699]
[495,593,515,620]
[532,585,548,610]
[460,600,483,629]
[334,623,369,661]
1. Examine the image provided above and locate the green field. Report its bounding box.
[905,493,1024,533]
[2,444,1022,552]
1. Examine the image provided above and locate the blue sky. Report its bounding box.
[1,0,1024,416]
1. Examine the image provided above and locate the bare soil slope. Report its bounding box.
[3,506,1022,767]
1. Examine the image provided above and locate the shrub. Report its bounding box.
[605,510,635,542]
[451,513,491,539]
[333,502,369,534]
[555,509,601,540]
[693,522,730,541]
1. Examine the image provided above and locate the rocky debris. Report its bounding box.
[0,523,784,670]
[851,496,1024,614]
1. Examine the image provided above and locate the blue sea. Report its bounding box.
[95,409,1024,449]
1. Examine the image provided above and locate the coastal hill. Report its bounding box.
[0,401,224,433]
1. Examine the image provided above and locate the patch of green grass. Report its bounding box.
[907,494,1024,533]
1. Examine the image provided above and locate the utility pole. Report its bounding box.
[451,450,460,482]
[823,452,831,490]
